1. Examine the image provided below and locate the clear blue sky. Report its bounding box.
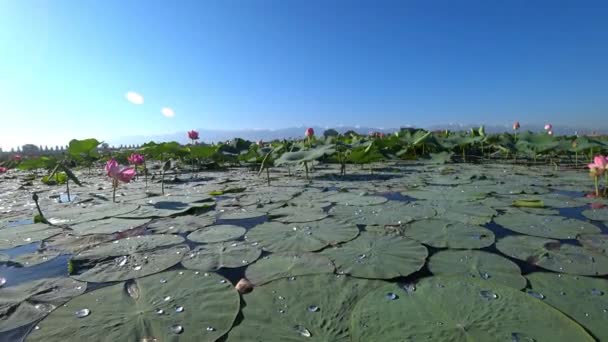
[1,0,607,149]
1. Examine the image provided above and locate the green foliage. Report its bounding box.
[67,138,100,159]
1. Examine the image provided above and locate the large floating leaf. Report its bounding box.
[0,277,86,332]
[245,252,335,286]
[12,249,62,267]
[329,201,436,227]
[119,196,214,218]
[403,219,495,249]
[268,206,328,223]
[0,224,63,249]
[42,233,114,254]
[582,207,608,223]
[246,219,359,253]
[146,215,215,234]
[226,274,381,341]
[74,234,184,260]
[45,204,140,225]
[72,245,189,282]
[578,233,608,255]
[321,232,427,279]
[323,192,388,206]
[186,225,246,243]
[70,218,151,235]
[496,235,608,276]
[494,212,600,239]
[428,250,526,289]
[27,271,239,342]
[218,210,266,221]
[527,272,608,340]
[181,241,261,271]
[404,185,488,202]
[429,200,496,225]
[350,276,594,341]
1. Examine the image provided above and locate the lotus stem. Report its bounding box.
[304,161,309,180]
[66,178,70,202]
[604,174,608,196]
[266,166,270,186]
[594,176,600,197]
[575,151,578,168]
[161,170,165,195]
[32,193,49,224]
[112,179,117,203]
[144,160,148,188]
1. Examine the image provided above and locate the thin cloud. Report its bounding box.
[125,91,144,105]
[161,107,175,118]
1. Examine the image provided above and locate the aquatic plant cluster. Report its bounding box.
[0,127,608,341]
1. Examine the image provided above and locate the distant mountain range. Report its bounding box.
[108,123,605,147]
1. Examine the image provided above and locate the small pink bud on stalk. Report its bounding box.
[544,123,552,131]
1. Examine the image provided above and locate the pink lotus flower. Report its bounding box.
[305,128,315,137]
[257,140,263,147]
[188,130,199,140]
[513,121,520,130]
[127,153,145,165]
[13,155,22,161]
[0,167,7,173]
[544,123,552,131]
[588,155,608,174]
[105,158,136,183]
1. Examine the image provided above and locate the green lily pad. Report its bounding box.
[429,200,496,225]
[329,201,436,227]
[0,277,86,332]
[496,235,608,276]
[512,199,545,208]
[246,219,359,252]
[187,225,246,243]
[70,218,151,235]
[218,210,266,221]
[12,249,62,267]
[74,234,185,260]
[119,197,213,218]
[350,276,594,341]
[27,271,239,342]
[45,203,140,225]
[403,219,495,249]
[181,241,262,271]
[582,208,608,223]
[404,185,488,202]
[321,232,427,279]
[146,214,215,234]
[323,192,388,206]
[42,233,114,254]
[578,233,608,255]
[527,272,608,340]
[269,206,328,223]
[225,274,381,341]
[245,252,335,286]
[72,244,189,282]
[428,250,526,289]
[494,212,600,239]
[0,224,63,249]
